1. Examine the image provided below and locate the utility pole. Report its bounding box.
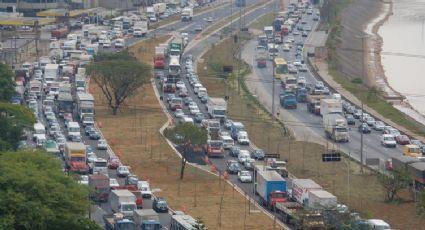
[272,61,275,118]
[35,20,40,64]
[360,35,365,173]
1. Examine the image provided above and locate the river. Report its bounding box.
[378,0,425,116]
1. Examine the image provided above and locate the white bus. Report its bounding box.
[33,123,46,147]
[168,56,181,78]
[170,212,197,230]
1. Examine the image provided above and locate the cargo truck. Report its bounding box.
[255,170,287,209]
[51,27,69,39]
[89,174,110,202]
[255,51,267,68]
[110,190,137,218]
[231,122,245,140]
[207,120,224,157]
[306,94,325,115]
[207,97,227,120]
[323,113,349,142]
[133,209,162,230]
[104,213,136,230]
[307,189,337,209]
[113,185,143,209]
[275,202,325,229]
[320,98,343,116]
[169,36,183,58]
[133,21,148,37]
[65,142,88,174]
[279,92,297,109]
[154,46,166,69]
[296,87,308,103]
[153,3,166,16]
[291,179,322,205]
[181,7,193,21]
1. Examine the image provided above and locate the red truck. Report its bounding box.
[89,174,110,202]
[112,185,143,209]
[154,46,165,69]
[206,120,224,157]
[51,27,69,39]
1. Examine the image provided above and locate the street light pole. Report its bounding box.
[272,61,275,118]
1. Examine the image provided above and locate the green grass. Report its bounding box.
[249,12,276,31]
[324,0,425,135]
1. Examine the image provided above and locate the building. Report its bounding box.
[0,0,62,16]
[1,37,36,66]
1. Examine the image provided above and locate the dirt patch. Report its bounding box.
[198,28,425,230]
[90,36,284,230]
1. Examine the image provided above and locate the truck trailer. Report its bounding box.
[65,142,88,174]
[323,113,349,142]
[320,98,343,116]
[181,7,193,21]
[133,209,161,230]
[255,170,287,209]
[207,97,227,120]
[89,174,110,202]
[291,179,322,205]
[110,190,137,218]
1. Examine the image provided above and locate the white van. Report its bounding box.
[221,135,234,149]
[198,87,207,98]
[33,123,46,147]
[193,83,203,94]
[67,122,81,140]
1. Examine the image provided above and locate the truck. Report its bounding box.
[307,94,325,115]
[133,209,162,230]
[275,202,325,229]
[64,142,88,174]
[181,7,193,21]
[89,158,108,175]
[255,170,287,209]
[51,27,69,39]
[279,92,297,109]
[133,21,148,37]
[77,92,94,119]
[89,174,110,202]
[44,64,59,82]
[110,190,137,218]
[307,189,337,209]
[323,113,349,142]
[104,213,136,230]
[154,46,166,69]
[206,120,224,157]
[169,36,183,58]
[113,185,144,209]
[146,7,156,18]
[291,179,322,205]
[29,80,42,98]
[320,98,343,116]
[57,92,73,118]
[207,97,227,120]
[231,122,245,140]
[153,3,166,16]
[296,87,308,102]
[255,49,267,68]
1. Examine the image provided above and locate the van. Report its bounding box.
[67,122,81,140]
[221,135,234,149]
[198,87,207,98]
[193,83,203,94]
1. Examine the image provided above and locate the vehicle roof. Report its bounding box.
[292,179,322,189]
[68,122,80,127]
[257,170,285,181]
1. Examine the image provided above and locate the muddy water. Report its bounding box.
[378,0,425,115]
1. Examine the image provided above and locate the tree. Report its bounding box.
[416,191,425,215]
[191,218,208,230]
[0,102,36,150]
[165,123,208,180]
[0,150,102,230]
[87,52,151,115]
[377,169,411,202]
[0,63,16,102]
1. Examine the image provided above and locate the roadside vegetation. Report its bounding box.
[196,23,425,228]
[91,35,286,230]
[250,12,276,31]
[322,0,425,135]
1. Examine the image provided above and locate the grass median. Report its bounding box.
[91,35,286,230]
[196,28,425,229]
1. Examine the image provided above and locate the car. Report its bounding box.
[302,31,308,37]
[313,16,319,21]
[153,197,169,213]
[251,148,265,160]
[126,174,139,185]
[174,109,185,118]
[388,128,401,138]
[230,146,240,157]
[292,30,300,35]
[237,131,250,145]
[346,114,355,125]
[183,97,193,105]
[304,26,312,32]
[87,152,97,164]
[207,17,213,22]
[89,129,101,140]
[396,135,410,145]
[288,64,298,74]
[79,175,89,186]
[137,181,153,198]
[97,139,108,150]
[200,95,209,104]
[178,88,188,97]
[149,16,157,22]
[244,159,255,171]
[353,109,362,119]
[85,126,94,136]
[166,93,176,103]
[226,160,241,174]
[109,178,120,188]
[365,117,375,126]
[373,121,385,131]
[189,106,200,115]
[315,81,325,89]
[224,119,233,130]
[238,150,251,164]
[358,123,371,134]
[176,81,185,89]
[194,112,205,123]
[117,165,131,177]
[194,26,202,32]
[381,134,396,148]
[298,64,308,72]
[238,170,253,183]
[107,157,120,169]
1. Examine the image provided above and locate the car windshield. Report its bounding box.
[271,193,287,198]
[122,204,136,211]
[384,136,394,141]
[240,171,250,176]
[71,156,85,162]
[94,161,107,167]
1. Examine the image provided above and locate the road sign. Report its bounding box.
[322,153,341,162]
[264,154,280,159]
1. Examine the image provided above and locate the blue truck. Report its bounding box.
[231,122,245,140]
[255,169,287,209]
[296,88,308,103]
[280,92,297,109]
[104,215,136,230]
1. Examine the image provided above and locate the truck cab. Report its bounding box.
[403,145,423,158]
[280,92,297,109]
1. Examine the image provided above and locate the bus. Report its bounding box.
[274,58,288,79]
[170,212,197,230]
[168,56,181,79]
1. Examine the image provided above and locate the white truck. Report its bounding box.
[181,7,193,21]
[146,7,156,18]
[153,3,166,16]
[207,98,227,120]
[133,21,148,37]
[44,63,59,82]
[110,190,137,218]
[323,113,349,142]
[133,209,162,230]
[320,98,343,116]
[307,189,337,210]
[291,179,322,205]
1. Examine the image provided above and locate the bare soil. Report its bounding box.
[90,36,284,230]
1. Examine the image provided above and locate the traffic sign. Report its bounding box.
[322,153,341,162]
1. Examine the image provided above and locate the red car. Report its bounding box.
[396,135,410,145]
[107,157,120,169]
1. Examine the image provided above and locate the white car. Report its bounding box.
[137,181,153,198]
[381,134,397,148]
[189,105,200,115]
[79,175,89,186]
[238,170,253,183]
[238,150,251,164]
[87,152,97,163]
[109,178,120,188]
[97,139,108,150]
[117,165,131,177]
[176,81,185,89]
[237,131,250,145]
